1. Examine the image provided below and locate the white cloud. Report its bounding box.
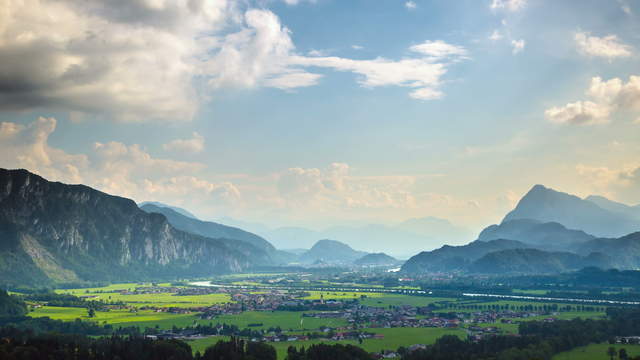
[0,0,237,121]
[577,164,640,202]
[276,163,420,212]
[575,32,633,59]
[307,49,328,57]
[1,1,471,117]
[1,118,517,229]
[405,1,417,10]
[352,45,364,50]
[409,40,468,59]
[545,101,612,125]
[264,71,324,89]
[618,0,633,15]
[290,40,468,100]
[546,75,640,125]
[511,39,525,54]
[489,30,503,41]
[490,0,527,12]
[206,9,468,100]
[0,117,88,184]
[282,0,316,5]
[0,117,242,214]
[163,132,205,154]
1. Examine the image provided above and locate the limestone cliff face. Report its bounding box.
[0,169,254,286]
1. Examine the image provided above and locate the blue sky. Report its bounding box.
[1,0,639,236]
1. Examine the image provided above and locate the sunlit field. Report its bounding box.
[553,343,640,360]
[56,283,231,308]
[188,327,466,359]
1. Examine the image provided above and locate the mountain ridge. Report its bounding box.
[503,185,639,238]
[0,168,260,287]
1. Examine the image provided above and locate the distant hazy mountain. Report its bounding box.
[478,219,595,250]
[258,218,470,257]
[469,248,612,274]
[401,239,530,273]
[214,216,272,235]
[139,201,199,220]
[263,227,322,249]
[503,185,639,238]
[585,195,640,220]
[0,169,259,287]
[354,253,398,266]
[140,203,275,253]
[396,216,473,241]
[298,239,368,264]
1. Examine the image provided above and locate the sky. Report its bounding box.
[0,0,639,237]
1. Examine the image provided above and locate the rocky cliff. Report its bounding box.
[0,168,256,287]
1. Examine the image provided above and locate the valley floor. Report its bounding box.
[21,275,623,359]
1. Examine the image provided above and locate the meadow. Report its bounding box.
[56,283,231,308]
[552,343,640,360]
[188,327,466,359]
[29,306,347,331]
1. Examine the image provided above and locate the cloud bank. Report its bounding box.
[546,76,640,125]
[0,1,469,122]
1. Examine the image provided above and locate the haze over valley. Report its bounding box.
[2,0,640,359]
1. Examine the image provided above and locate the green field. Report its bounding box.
[30,306,199,328]
[360,295,455,308]
[512,289,548,295]
[300,291,388,300]
[56,283,232,308]
[214,311,348,331]
[553,343,640,360]
[29,306,347,331]
[189,327,465,359]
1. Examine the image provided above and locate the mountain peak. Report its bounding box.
[299,239,367,264]
[503,184,639,238]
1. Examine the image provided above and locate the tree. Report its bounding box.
[620,348,628,360]
[88,308,96,318]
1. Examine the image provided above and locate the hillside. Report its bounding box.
[0,169,263,287]
[297,239,367,264]
[140,203,275,253]
[577,232,640,269]
[585,195,640,220]
[401,239,530,273]
[478,219,594,250]
[469,248,612,274]
[354,253,398,266]
[139,201,199,219]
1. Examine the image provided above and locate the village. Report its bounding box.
[116,285,560,345]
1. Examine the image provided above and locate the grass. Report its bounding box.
[56,283,232,308]
[188,327,465,359]
[512,289,548,295]
[360,295,456,308]
[553,343,640,360]
[449,300,608,314]
[29,307,347,331]
[300,291,388,300]
[214,311,348,331]
[29,306,199,328]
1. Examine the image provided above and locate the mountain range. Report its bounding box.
[139,203,275,253]
[296,239,368,265]
[3,167,640,284]
[218,218,472,257]
[504,185,639,238]
[0,169,271,287]
[402,184,640,274]
[354,253,399,266]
